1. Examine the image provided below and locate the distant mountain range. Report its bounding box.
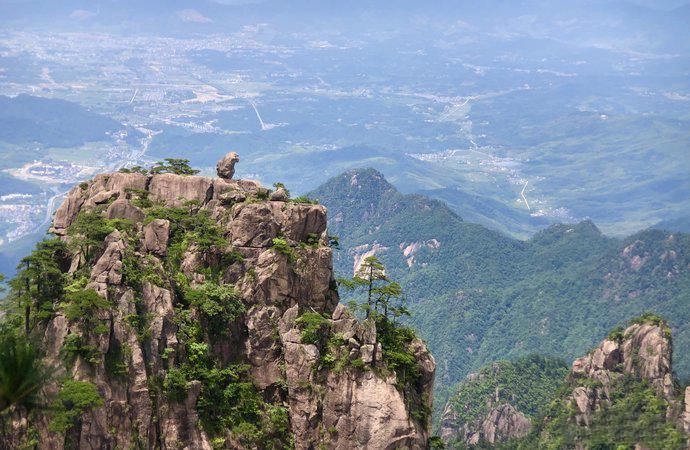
[2,0,689,52]
[310,168,690,415]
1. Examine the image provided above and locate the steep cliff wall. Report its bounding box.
[529,315,689,449]
[440,317,690,449]
[6,154,434,449]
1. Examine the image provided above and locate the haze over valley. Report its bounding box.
[1,0,689,276]
[2,2,690,448]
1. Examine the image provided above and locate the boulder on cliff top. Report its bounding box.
[217,151,240,179]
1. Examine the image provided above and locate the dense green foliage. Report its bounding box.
[7,238,69,335]
[295,312,330,345]
[48,380,103,433]
[119,158,200,176]
[522,375,686,450]
[149,158,200,175]
[184,281,245,337]
[448,355,568,429]
[271,237,298,262]
[0,327,50,415]
[310,168,690,416]
[66,211,116,260]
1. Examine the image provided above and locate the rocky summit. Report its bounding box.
[527,315,690,449]
[5,153,434,450]
[439,316,690,448]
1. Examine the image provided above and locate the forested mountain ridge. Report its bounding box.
[309,168,690,415]
[0,155,435,449]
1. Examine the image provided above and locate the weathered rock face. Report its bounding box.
[143,219,170,256]
[569,322,676,425]
[217,151,240,179]
[440,402,531,445]
[29,156,434,450]
[149,173,213,207]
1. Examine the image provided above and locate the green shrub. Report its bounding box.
[272,182,291,198]
[163,368,188,402]
[271,237,297,262]
[119,165,149,175]
[61,333,100,366]
[0,329,50,413]
[67,211,116,261]
[305,233,320,247]
[49,380,103,433]
[184,282,245,337]
[61,288,110,322]
[607,325,625,343]
[629,313,666,328]
[295,312,330,345]
[149,158,199,175]
[290,195,318,204]
[428,436,445,449]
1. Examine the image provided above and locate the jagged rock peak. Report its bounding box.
[526,315,690,448]
[16,157,434,449]
[217,151,240,179]
[570,316,676,422]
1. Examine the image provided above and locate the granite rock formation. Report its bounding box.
[25,155,434,449]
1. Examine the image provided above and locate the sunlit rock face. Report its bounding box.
[32,154,434,450]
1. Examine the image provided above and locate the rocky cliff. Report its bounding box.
[568,318,676,425]
[4,154,434,449]
[440,392,531,446]
[440,317,690,449]
[528,315,689,449]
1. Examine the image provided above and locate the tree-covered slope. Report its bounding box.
[309,168,690,413]
[440,355,569,446]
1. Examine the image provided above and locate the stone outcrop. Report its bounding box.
[143,219,170,255]
[28,154,434,449]
[148,173,213,207]
[217,151,240,179]
[467,404,531,445]
[106,198,145,222]
[519,318,690,448]
[569,321,677,425]
[441,320,689,448]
